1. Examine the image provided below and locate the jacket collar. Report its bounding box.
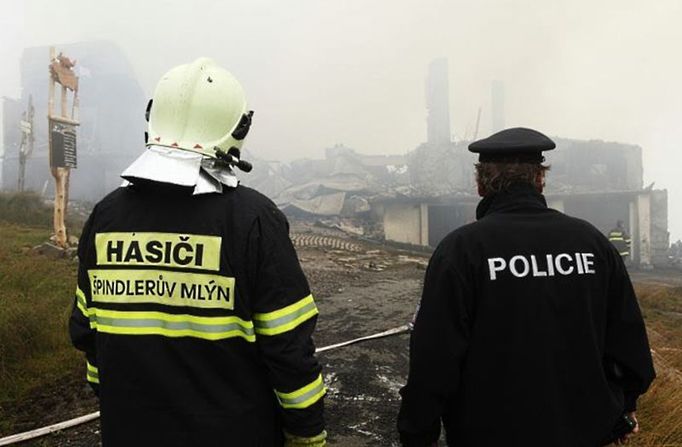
[121,145,238,195]
[475,183,548,220]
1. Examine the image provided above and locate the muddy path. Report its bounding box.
[305,247,426,446]
[7,232,680,446]
[5,239,427,447]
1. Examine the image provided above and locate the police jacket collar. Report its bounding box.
[476,183,547,220]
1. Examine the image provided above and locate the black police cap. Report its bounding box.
[469,127,555,163]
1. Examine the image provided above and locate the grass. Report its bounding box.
[0,224,81,433]
[0,191,87,234]
[0,221,680,444]
[0,192,53,228]
[630,283,682,446]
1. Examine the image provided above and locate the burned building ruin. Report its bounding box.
[376,61,669,267]
[1,41,146,202]
[250,58,669,268]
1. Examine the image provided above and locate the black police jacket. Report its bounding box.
[70,181,325,446]
[398,184,655,447]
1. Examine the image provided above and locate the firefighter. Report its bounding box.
[397,128,655,446]
[70,58,326,447]
[608,220,632,260]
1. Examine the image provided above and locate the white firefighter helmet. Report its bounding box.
[122,58,252,194]
[146,57,252,158]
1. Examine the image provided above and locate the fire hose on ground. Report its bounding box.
[0,324,411,446]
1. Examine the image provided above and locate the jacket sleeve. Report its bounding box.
[604,247,655,411]
[250,204,325,438]
[69,208,100,395]
[398,249,472,446]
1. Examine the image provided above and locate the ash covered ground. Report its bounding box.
[10,226,428,447]
[9,225,682,446]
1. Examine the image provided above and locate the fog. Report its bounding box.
[1,0,681,240]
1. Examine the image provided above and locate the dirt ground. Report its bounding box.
[5,225,682,446]
[7,228,427,447]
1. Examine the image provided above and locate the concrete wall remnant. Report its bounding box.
[425,58,451,145]
[383,202,428,246]
[650,189,669,266]
[491,80,505,133]
[546,139,643,193]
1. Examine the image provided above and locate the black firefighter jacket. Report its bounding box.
[70,181,325,446]
[398,184,655,447]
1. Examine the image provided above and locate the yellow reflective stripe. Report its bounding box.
[275,374,326,409]
[86,361,98,374]
[91,308,256,342]
[253,295,318,336]
[75,287,89,318]
[86,361,99,384]
[254,295,316,321]
[76,287,97,329]
[609,237,624,241]
[284,430,327,445]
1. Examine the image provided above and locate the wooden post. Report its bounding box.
[17,97,33,192]
[48,47,79,249]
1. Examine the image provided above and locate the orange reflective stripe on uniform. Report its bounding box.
[275,374,326,409]
[86,360,100,384]
[253,295,318,336]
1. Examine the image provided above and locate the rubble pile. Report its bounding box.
[240,145,411,237]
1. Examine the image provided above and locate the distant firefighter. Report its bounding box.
[70,58,325,447]
[398,128,655,446]
[608,220,632,259]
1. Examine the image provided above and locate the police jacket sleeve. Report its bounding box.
[249,204,325,438]
[69,208,100,395]
[398,250,472,446]
[604,248,655,411]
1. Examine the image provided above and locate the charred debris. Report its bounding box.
[0,49,672,268]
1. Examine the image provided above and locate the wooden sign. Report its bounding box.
[48,47,80,248]
[49,120,77,168]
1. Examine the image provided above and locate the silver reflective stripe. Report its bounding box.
[275,374,326,409]
[91,309,256,341]
[86,361,99,384]
[76,287,97,328]
[254,301,317,331]
[96,316,255,336]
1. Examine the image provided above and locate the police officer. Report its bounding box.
[70,58,326,446]
[397,128,655,446]
[608,220,632,260]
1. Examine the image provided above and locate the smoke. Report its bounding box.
[1,0,681,238]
